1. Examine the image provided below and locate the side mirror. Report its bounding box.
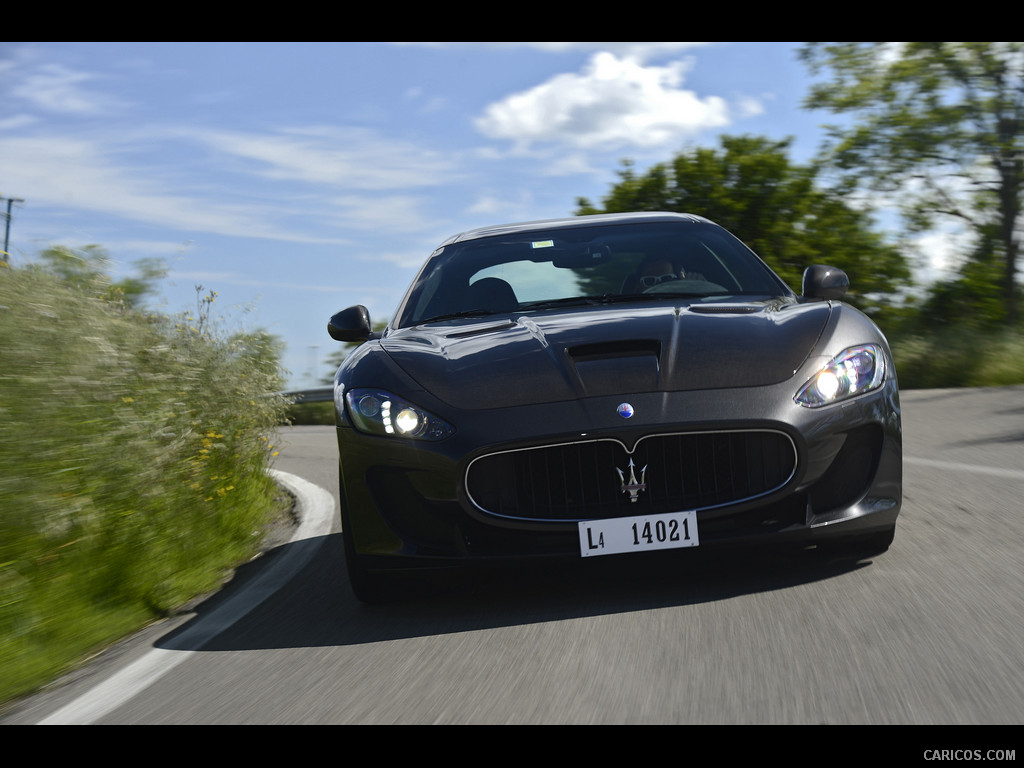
[802,265,849,301]
[328,305,375,342]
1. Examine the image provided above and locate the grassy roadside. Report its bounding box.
[0,264,291,707]
[889,327,1024,390]
[284,400,335,426]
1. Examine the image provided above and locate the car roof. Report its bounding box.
[438,211,714,246]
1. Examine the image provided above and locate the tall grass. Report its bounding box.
[890,326,1024,389]
[0,264,291,706]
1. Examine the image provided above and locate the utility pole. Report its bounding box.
[2,196,25,263]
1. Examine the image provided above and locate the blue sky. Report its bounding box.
[2,42,846,387]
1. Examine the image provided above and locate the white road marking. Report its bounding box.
[37,470,335,725]
[905,457,1024,482]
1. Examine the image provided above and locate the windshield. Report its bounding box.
[395,220,789,328]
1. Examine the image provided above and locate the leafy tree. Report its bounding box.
[35,244,111,286]
[31,244,166,307]
[577,135,910,314]
[799,42,1023,325]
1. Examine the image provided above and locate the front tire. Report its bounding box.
[821,525,896,559]
[344,552,398,604]
[340,512,400,603]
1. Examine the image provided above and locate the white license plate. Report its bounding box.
[578,510,699,557]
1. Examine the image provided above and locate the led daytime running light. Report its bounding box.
[345,389,454,440]
[796,345,885,407]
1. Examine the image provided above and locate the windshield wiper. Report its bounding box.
[521,292,740,311]
[629,291,728,300]
[518,296,607,310]
[420,308,496,323]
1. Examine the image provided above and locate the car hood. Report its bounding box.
[381,300,831,409]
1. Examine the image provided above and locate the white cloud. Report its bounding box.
[519,42,714,57]
[11,62,124,115]
[0,114,37,131]
[393,42,714,59]
[466,188,538,221]
[0,134,351,244]
[736,96,767,119]
[188,126,456,190]
[326,193,439,234]
[475,51,732,151]
[913,225,977,284]
[3,136,253,228]
[0,124,458,245]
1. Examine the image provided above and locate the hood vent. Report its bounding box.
[568,339,661,362]
[568,340,661,396]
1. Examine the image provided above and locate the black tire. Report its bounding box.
[821,525,896,559]
[338,472,397,603]
[340,516,400,603]
[345,556,398,604]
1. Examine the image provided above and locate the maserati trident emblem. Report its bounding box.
[617,458,647,502]
[617,402,634,419]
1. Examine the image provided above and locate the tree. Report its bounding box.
[799,42,1023,325]
[577,135,910,314]
[33,245,166,307]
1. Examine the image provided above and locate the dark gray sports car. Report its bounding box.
[328,212,901,602]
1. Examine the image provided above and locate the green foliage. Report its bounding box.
[577,135,911,315]
[30,245,167,308]
[284,401,335,426]
[891,326,1024,389]
[0,256,291,705]
[913,259,1008,332]
[799,42,1023,324]
[576,132,1024,390]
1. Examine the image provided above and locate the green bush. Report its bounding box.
[284,401,335,425]
[891,326,1024,389]
[0,261,291,705]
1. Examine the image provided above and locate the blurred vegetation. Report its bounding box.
[799,42,1023,385]
[578,48,1024,388]
[576,135,913,319]
[577,138,1024,388]
[284,400,335,425]
[889,327,1024,389]
[800,42,1023,327]
[0,247,291,706]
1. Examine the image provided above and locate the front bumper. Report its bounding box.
[336,377,901,571]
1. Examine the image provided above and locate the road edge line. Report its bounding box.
[36,470,334,725]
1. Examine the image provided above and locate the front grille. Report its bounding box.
[466,430,797,522]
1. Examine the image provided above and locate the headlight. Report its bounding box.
[795,345,885,407]
[345,388,454,440]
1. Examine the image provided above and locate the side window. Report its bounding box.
[409,268,446,322]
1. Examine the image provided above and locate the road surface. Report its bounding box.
[4,387,1023,725]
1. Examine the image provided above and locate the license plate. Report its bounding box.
[578,510,699,557]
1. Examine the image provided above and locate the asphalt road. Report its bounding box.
[4,387,1023,725]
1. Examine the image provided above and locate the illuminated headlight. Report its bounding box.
[795,345,885,407]
[345,388,454,440]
